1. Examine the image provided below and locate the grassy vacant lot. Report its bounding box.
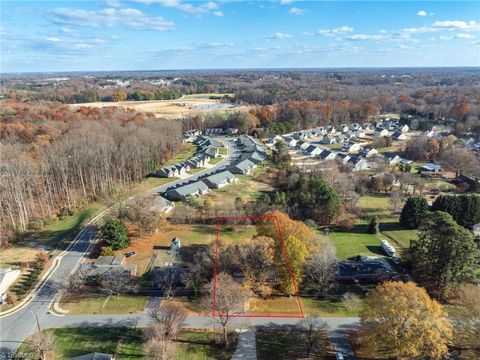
[61,293,147,315]
[256,328,330,360]
[25,328,235,360]
[251,296,363,317]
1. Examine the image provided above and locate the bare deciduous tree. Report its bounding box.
[303,240,337,297]
[204,272,249,346]
[298,317,329,358]
[27,331,55,360]
[100,271,137,296]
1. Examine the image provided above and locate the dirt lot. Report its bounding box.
[70,93,251,119]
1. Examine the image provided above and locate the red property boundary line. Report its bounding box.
[213,215,305,319]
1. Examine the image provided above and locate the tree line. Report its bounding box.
[0,100,183,246]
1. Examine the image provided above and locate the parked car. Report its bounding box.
[125,251,136,258]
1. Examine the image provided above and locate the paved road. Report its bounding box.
[232,329,257,360]
[0,137,238,356]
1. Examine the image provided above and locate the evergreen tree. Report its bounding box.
[400,196,430,229]
[102,217,129,250]
[432,194,480,228]
[410,211,479,299]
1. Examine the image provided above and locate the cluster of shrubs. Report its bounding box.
[14,252,49,297]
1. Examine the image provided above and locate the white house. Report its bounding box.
[304,145,323,157]
[171,238,181,252]
[374,128,389,138]
[318,149,337,161]
[283,136,298,148]
[384,153,402,165]
[361,147,378,158]
[399,124,409,133]
[392,131,407,141]
[340,124,350,133]
[348,156,370,171]
[320,135,336,145]
[343,142,362,154]
[0,268,21,303]
[336,153,351,165]
[326,126,336,134]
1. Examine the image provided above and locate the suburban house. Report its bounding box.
[399,124,409,132]
[71,352,114,360]
[392,131,407,141]
[336,134,348,143]
[420,163,442,173]
[0,268,21,303]
[344,132,357,140]
[362,122,373,131]
[166,181,210,201]
[265,135,283,145]
[230,159,257,175]
[340,124,350,133]
[326,125,336,134]
[354,129,366,138]
[348,156,370,171]
[186,154,210,169]
[336,153,351,165]
[152,196,174,213]
[296,140,311,151]
[202,170,238,189]
[374,127,389,138]
[384,153,402,165]
[304,144,323,156]
[342,142,362,154]
[293,130,310,140]
[154,165,180,178]
[320,135,336,145]
[80,255,137,283]
[350,123,362,131]
[336,257,394,281]
[201,146,220,158]
[361,147,378,157]
[312,127,326,137]
[283,136,298,148]
[318,149,337,161]
[247,151,266,164]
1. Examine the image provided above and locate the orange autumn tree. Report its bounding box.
[359,281,452,360]
[256,211,315,294]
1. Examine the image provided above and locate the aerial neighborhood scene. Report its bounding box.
[1,0,480,359]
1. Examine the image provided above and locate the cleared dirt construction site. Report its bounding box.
[213,215,305,319]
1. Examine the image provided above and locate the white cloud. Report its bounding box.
[456,33,475,39]
[213,11,223,16]
[417,10,427,17]
[347,34,385,41]
[317,26,354,36]
[74,43,93,49]
[280,0,294,4]
[264,32,293,40]
[46,37,61,42]
[134,0,219,15]
[432,20,480,31]
[289,7,305,16]
[49,7,175,31]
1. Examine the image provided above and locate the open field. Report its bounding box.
[163,143,198,167]
[60,293,147,314]
[329,231,384,260]
[69,93,251,119]
[21,328,236,359]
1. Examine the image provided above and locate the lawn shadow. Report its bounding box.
[365,245,385,256]
[379,221,404,232]
[179,244,210,263]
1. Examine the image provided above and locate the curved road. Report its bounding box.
[0,137,239,355]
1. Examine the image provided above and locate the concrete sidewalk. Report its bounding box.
[232,329,257,360]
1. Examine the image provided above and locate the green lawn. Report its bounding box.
[162,143,198,167]
[251,295,364,317]
[357,194,392,221]
[21,328,236,360]
[61,294,147,314]
[175,331,237,360]
[141,176,177,189]
[329,229,384,260]
[381,227,418,248]
[209,157,223,165]
[256,328,330,360]
[20,328,143,359]
[219,147,228,156]
[32,202,107,249]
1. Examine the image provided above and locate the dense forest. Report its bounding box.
[0,100,182,244]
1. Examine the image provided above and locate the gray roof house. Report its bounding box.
[340,124,350,133]
[348,156,370,171]
[166,181,210,201]
[384,153,402,165]
[392,131,407,141]
[152,196,174,213]
[249,151,266,164]
[154,165,180,178]
[230,159,256,175]
[361,147,378,158]
[202,146,220,158]
[318,149,337,161]
[202,170,238,189]
[296,140,311,150]
[320,135,336,145]
[304,144,323,156]
[283,136,298,148]
[79,255,137,282]
[374,127,389,138]
[336,152,351,165]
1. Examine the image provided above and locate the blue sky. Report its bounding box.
[1,1,479,72]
